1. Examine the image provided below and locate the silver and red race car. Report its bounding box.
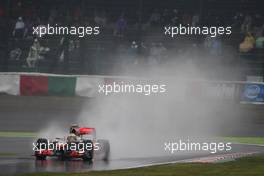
[33,124,110,162]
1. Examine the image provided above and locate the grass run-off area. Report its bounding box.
[21,155,264,176]
[0,131,36,138]
[222,136,264,145]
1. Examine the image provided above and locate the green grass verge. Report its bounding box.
[222,137,264,145]
[0,131,36,138]
[20,155,264,176]
[0,152,16,156]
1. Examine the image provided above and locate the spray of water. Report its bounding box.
[37,50,244,159]
[75,57,242,159]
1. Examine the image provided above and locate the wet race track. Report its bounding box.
[1,137,264,175]
[0,95,264,175]
[1,139,264,175]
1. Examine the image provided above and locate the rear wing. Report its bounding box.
[79,127,95,135]
[72,127,96,139]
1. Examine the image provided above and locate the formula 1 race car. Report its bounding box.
[33,124,110,162]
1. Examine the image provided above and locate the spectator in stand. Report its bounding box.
[182,12,192,26]
[148,9,161,26]
[128,41,139,64]
[73,6,81,22]
[232,12,244,28]
[94,10,107,26]
[149,43,159,65]
[114,15,127,37]
[13,17,25,38]
[156,43,167,63]
[26,39,40,68]
[239,32,255,52]
[204,35,222,56]
[161,9,170,26]
[9,48,22,60]
[171,9,180,25]
[138,42,148,64]
[241,14,252,33]
[23,19,34,39]
[48,7,58,24]
[211,37,222,56]
[192,13,200,26]
[204,35,212,49]
[12,1,23,18]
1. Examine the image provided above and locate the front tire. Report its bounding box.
[36,155,47,160]
[35,138,48,160]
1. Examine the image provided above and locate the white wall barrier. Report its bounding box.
[0,72,263,104]
[0,74,20,95]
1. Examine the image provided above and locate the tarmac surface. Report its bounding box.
[0,95,264,175]
[0,137,264,175]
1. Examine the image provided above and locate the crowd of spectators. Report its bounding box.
[0,0,263,75]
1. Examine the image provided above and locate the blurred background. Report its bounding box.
[0,0,263,79]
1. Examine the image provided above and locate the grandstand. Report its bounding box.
[0,0,263,79]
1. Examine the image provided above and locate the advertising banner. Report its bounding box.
[240,83,264,104]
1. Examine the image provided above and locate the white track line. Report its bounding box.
[110,143,264,170]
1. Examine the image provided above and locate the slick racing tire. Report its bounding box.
[35,138,48,160]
